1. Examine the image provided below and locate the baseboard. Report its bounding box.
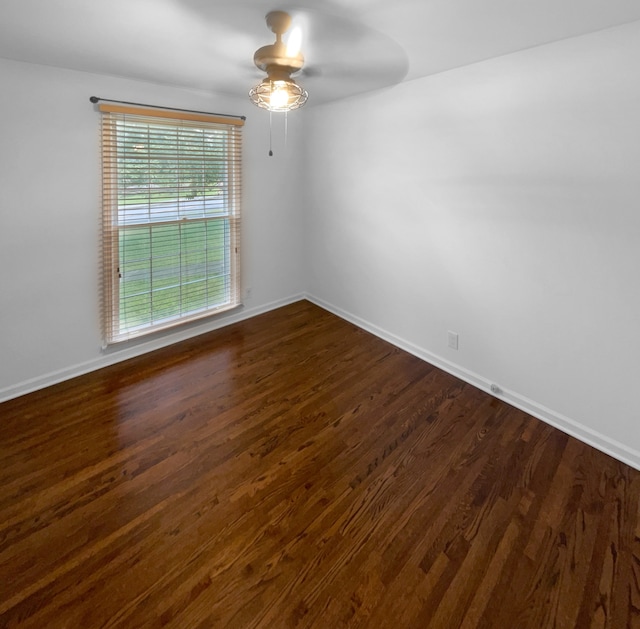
[305,294,640,472]
[0,294,305,403]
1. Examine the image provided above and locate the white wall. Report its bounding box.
[0,58,304,399]
[303,21,640,467]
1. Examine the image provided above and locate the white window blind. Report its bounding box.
[99,104,243,344]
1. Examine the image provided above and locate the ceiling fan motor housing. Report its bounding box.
[253,10,304,80]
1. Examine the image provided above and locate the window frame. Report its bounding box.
[99,104,243,345]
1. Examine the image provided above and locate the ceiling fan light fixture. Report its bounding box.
[249,11,309,113]
[249,78,308,112]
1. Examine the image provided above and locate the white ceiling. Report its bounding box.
[1,0,639,106]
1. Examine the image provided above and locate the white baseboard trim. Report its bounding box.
[0,294,305,404]
[305,294,640,472]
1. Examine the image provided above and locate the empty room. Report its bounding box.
[1,0,640,627]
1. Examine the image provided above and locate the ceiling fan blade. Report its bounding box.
[299,64,322,78]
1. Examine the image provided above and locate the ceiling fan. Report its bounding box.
[248,10,309,112]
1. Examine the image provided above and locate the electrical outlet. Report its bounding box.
[447,331,459,350]
[244,287,252,300]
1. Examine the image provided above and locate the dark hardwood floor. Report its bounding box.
[1,300,639,628]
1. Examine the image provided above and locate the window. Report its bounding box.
[99,105,243,344]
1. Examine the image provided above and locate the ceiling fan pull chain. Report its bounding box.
[285,110,288,149]
[269,110,273,157]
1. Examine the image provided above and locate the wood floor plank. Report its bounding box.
[1,300,639,628]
